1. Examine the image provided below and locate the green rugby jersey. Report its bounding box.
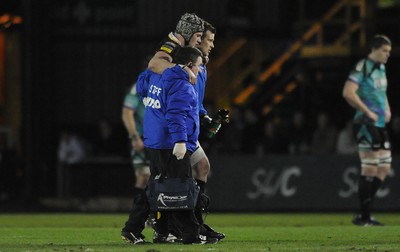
[123,83,145,137]
[123,83,147,164]
[348,58,388,127]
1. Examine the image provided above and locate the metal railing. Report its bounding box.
[211,0,366,109]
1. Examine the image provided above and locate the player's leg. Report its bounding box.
[190,144,225,240]
[179,210,218,244]
[377,149,391,182]
[355,150,379,224]
[121,165,151,244]
[367,129,392,225]
[191,147,210,182]
[190,145,209,226]
[153,211,171,243]
[352,124,384,226]
[376,128,391,183]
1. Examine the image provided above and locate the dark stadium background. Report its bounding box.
[1,0,400,212]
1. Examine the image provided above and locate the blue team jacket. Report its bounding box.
[137,66,199,152]
[137,66,207,116]
[195,64,207,116]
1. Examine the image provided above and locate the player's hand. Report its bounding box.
[173,142,186,160]
[200,114,212,126]
[131,136,144,152]
[367,111,378,123]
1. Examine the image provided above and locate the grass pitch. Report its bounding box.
[1,213,400,251]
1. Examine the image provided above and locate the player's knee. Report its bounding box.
[135,167,151,189]
[377,168,390,181]
[378,159,391,179]
[196,157,210,175]
[377,151,391,179]
[192,158,209,181]
[135,176,149,189]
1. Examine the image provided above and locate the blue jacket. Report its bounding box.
[195,64,208,116]
[136,69,158,100]
[137,64,208,116]
[137,66,199,152]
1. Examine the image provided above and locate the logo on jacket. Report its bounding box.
[143,97,161,109]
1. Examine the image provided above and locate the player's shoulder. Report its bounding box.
[128,83,137,95]
[354,58,368,72]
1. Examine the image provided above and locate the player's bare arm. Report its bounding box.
[342,80,378,122]
[122,107,144,152]
[148,51,196,83]
[385,97,391,123]
[148,51,174,74]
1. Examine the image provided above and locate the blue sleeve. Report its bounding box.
[196,68,207,116]
[136,69,163,99]
[166,81,192,143]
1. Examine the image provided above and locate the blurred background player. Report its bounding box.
[120,82,151,244]
[342,34,392,226]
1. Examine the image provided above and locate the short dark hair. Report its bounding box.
[369,34,391,49]
[172,46,203,65]
[201,21,216,40]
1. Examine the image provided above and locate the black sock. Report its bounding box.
[132,187,144,197]
[358,176,373,220]
[370,177,382,197]
[196,179,206,194]
[195,180,206,225]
